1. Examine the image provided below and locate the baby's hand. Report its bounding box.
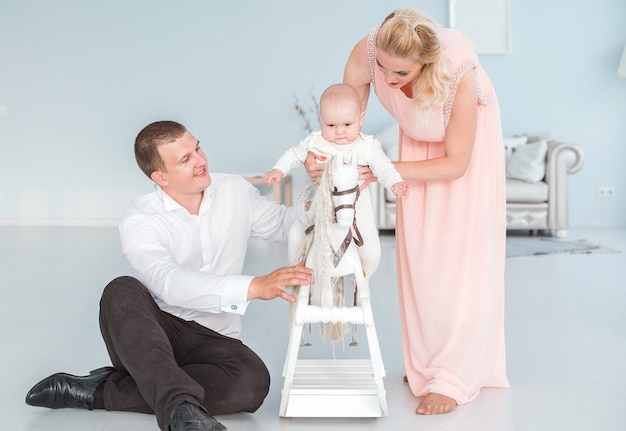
[263,169,284,186]
[391,182,409,198]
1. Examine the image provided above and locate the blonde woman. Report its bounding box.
[307,8,509,415]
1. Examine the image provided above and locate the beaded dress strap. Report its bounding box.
[367,26,378,93]
[442,59,492,128]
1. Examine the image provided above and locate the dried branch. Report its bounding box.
[293,88,321,133]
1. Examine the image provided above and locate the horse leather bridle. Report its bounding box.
[331,184,364,248]
[304,184,364,268]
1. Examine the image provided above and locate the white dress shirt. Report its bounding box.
[119,173,295,338]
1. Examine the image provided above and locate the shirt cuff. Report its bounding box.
[221,275,253,315]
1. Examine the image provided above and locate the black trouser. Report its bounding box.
[98,276,270,430]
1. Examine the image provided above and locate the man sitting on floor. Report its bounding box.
[25,120,313,431]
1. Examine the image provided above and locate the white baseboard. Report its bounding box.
[0,219,120,227]
[571,220,626,228]
[1,218,624,229]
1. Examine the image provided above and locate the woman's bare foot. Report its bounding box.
[416,393,457,415]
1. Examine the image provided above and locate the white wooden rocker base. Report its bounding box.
[280,154,387,418]
[279,282,388,418]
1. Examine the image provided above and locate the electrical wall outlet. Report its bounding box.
[597,187,615,197]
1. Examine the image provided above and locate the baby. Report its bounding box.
[264,83,407,198]
[264,83,407,278]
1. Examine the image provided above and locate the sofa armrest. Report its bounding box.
[545,140,585,233]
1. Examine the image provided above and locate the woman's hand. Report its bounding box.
[303,152,327,182]
[358,165,376,190]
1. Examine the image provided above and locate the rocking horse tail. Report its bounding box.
[286,208,317,330]
[313,163,349,341]
[287,155,357,342]
[320,324,348,341]
[288,285,300,331]
[320,276,349,341]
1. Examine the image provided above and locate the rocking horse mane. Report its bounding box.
[291,154,359,341]
[297,155,336,291]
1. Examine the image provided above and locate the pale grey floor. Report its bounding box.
[1,226,625,431]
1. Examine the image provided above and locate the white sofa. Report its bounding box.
[369,126,585,238]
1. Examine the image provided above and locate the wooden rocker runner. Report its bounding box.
[279,155,388,418]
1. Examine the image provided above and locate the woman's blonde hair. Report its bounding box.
[377,9,451,121]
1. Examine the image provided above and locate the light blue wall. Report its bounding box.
[1,0,624,226]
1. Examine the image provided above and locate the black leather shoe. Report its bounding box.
[25,366,114,410]
[169,402,227,431]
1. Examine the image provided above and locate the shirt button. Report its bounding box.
[231,305,238,310]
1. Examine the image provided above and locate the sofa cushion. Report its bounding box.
[506,179,549,203]
[525,132,554,143]
[504,136,527,164]
[506,139,548,183]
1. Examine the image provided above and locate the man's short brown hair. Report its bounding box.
[134,120,187,178]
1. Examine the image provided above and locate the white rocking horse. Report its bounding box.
[280,154,388,417]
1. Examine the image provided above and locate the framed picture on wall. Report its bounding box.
[448,0,511,54]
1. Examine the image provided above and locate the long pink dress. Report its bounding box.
[368,26,510,404]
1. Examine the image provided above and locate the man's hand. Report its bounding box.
[303,152,327,182]
[248,262,313,303]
